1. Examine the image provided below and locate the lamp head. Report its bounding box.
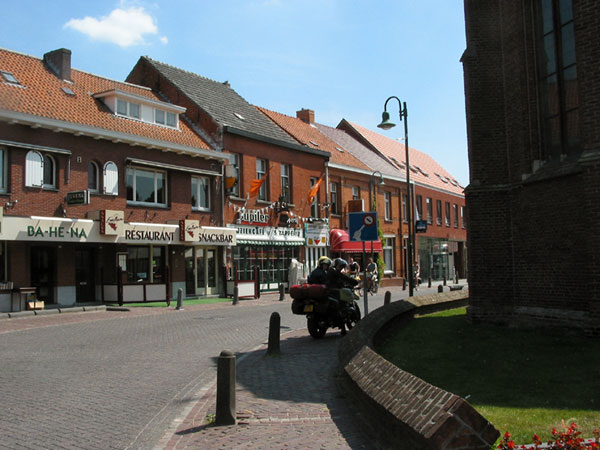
[377,111,396,130]
[378,173,385,186]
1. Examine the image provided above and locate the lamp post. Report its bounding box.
[369,170,385,211]
[378,96,414,297]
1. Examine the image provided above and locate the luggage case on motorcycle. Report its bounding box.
[290,284,309,300]
[308,284,328,300]
[291,298,306,314]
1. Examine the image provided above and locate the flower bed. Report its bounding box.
[498,423,599,449]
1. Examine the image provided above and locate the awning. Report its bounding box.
[329,229,382,253]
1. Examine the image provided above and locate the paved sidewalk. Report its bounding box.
[155,328,380,450]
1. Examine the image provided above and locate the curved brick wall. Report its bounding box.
[338,290,500,450]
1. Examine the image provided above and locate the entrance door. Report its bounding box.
[185,248,195,296]
[206,249,218,295]
[75,248,95,303]
[30,247,56,304]
[196,248,206,296]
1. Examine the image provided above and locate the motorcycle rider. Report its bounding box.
[326,258,359,335]
[307,256,331,285]
[366,256,378,291]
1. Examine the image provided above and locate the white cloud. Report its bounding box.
[160,36,168,44]
[64,7,162,48]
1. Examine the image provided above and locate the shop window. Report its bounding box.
[280,164,291,203]
[103,161,118,195]
[88,161,99,192]
[126,245,165,283]
[191,176,211,211]
[330,182,339,215]
[25,151,57,189]
[426,197,433,224]
[436,200,442,225]
[256,158,268,201]
[126,166,166,206]
[384,192,392,220]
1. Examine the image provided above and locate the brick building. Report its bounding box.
[462,0,599,334]
[337,120,467,282]
[0,48,231,311]
[127,58,329,294]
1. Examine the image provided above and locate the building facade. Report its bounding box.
[0,48,232,312]
[462,0,599,334]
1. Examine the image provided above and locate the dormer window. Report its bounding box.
[1,70,19,85]
[94,89,184,130]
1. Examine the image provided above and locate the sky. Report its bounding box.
[1,0,469,185]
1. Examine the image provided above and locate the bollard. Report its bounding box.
[438,284,443,293]
[384,291,391,305]
[443,275,447,286]
[267,312,281,356]
[402,278,406,290]
[428,277,432,288]
[232,286,239,305]
[215,350,236,426]
[175,288,183,310]
[278,283,284,301]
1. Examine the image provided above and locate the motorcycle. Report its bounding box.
[367,271,379,294]
[290,284,361,339]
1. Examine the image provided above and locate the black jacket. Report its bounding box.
[308,267,328,285]
[326,267,359,290]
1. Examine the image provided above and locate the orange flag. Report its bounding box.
[248,166,273,198]
[307,175,324,204]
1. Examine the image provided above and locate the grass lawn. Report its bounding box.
[107,297,233,308]
[377,307,600,445]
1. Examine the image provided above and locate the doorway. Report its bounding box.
[184,247,219,296]
[30,246,56,304]
[75,248,96,303]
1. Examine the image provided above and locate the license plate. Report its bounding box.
[303,304,314,312]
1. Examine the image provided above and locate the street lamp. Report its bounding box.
[378,96,414,297]
[369,170,385,210]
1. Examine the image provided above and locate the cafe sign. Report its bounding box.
[100,210,125,236]
[179,219,200,242]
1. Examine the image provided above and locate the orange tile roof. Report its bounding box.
[339,120,464,196]
[0,48,212,151]
[256,106,370,171]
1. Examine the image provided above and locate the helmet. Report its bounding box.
[334,258,348,270]
[318,256,332,267]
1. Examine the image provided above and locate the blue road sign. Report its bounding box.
[349,212,378,241]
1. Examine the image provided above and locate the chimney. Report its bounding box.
[296,108,315,125]
[43,48,72,82]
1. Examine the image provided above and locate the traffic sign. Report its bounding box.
[349,212,378,241]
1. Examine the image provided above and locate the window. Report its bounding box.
[280,164,291,203]
[537,0,579,156]
[116,98,140,119]
[88,161,99,192]
[229,153,240,197]
[310,177,319,218]
[352,186,360,200]
[256,159,268,201]
[127,245,165,283]
[445,202,451,227]
[103,161,118,195]
[330,182,339,215]
[155,109,177,127]
[416,195,423,221]
[25,151,57,189]
[383,237,395,272]
[402,194,407,222]
[453,204,459,228]
[1,71,19,85]
[426,198,433,224]
[126,167,166,206]
[191,176,211,211]
[384,192,392,220]
[0,148,6,193]
[436,200,442,225]
[461,206,467,228]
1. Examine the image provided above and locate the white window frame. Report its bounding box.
[155,108,178,128]
[256,158,268,201]
[116,98,140,119]
[126,166,167,206]
[103,161,119,195]
[384,191,391,220]
[25,151,43,187]
[280,164,290,203]
[383,236,395,273]
[88,161,99,192]
[191,176,211,211]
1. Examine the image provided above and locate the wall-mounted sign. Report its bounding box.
[415,220,428,233]
[66,190,90,206]
[305,223,328,247]
[100,210,124,236]
[230,224,304,245]
[237,209,269,226]
[198,226,236,246]
[179,219,200,241]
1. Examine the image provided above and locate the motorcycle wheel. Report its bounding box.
[345,303,362,330]
[307,317,327,339]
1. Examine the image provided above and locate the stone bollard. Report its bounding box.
[232,286,239,305]
[384,291,391,305]
[428,277,432,288]
[438,284,443,293]
[215,350,236,426]
[402,278,406,290]
[278,283,285,301]
[175,288,184,310]
[443,275,447,286]
[267,312,281,356]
